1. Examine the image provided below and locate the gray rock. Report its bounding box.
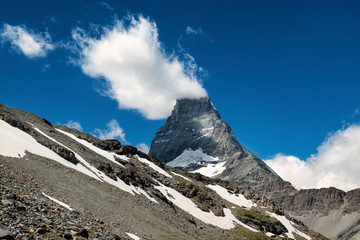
[1,200,13,206]
[0,224,13,240]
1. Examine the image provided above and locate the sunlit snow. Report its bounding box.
[191,161,226,177]
[154,182,258,231]
[266,211,311,240]
[53,128,158,202]
[171,172,192,182]
[56,129,128,165]
[42,192,73,211]
[137,156,172,178]
[126,232,141,240]
[0,120,100,179]
[168,148,219,168]
[207,184,256,209]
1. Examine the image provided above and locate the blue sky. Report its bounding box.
[1,0,359,180]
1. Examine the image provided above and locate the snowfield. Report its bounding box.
[167,148,219,168]
[191,161,226,177]
[206,184,257,209]
[167,148,226,177]
[154,182,258,231]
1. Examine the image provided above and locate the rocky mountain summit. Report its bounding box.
[149,97,360,240]
[0,103,323,240]
[149,97,295,198]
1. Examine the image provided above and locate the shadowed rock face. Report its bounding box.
[149,97,295,198]
[149,97,248,163]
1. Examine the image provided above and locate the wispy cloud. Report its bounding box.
[137,143,150,153]
[64,120,83,131]
[41,63,51,72]
[265,124,360,191]
[0,23,54,58]
[184,26,214,43]
[186,26,206,36]
[94,119,127,143]
[46,15,59,24]
[352,108,360,118]
[70,15,207,120]
[98,1,114,11]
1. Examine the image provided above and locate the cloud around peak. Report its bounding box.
[71,15,207,120]
[0,23,54,58]
[265,124,360,191]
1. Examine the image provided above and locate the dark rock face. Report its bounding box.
[149,97,249,163]
[149,97,296,197]
[279,187,346,214]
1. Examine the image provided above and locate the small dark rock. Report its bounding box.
[64,231,73,240]
[77,228,89,238]
[35,228,46,234]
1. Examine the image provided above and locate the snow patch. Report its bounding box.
[56,129,128,165]
[42,192,73,211]
[167,148,219,168]
[171,172,192,182]
[191,161,226,177]
[267,211,311,240]
[136,156,172,178]
[154,182,258,231]
[207,184,256,209]
[126,233,141,240]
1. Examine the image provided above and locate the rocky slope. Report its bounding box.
[279,188,360,240]
[0,103,323,240]
[149,97,360,240]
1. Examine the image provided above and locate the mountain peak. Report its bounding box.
[149,98,293,198]
[150,97,246,164]
[170,97,220,121]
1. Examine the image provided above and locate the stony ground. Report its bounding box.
[0,163,127,240]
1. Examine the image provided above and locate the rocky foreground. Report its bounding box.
[0,163,124,240]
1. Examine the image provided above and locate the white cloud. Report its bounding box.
[94,119,126,143]
[264,124,360,191]
[0,23,54,58]
[137,143,150,153]
[64,120,83,131]
[72,15,207,119]
[186,26,206,36]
